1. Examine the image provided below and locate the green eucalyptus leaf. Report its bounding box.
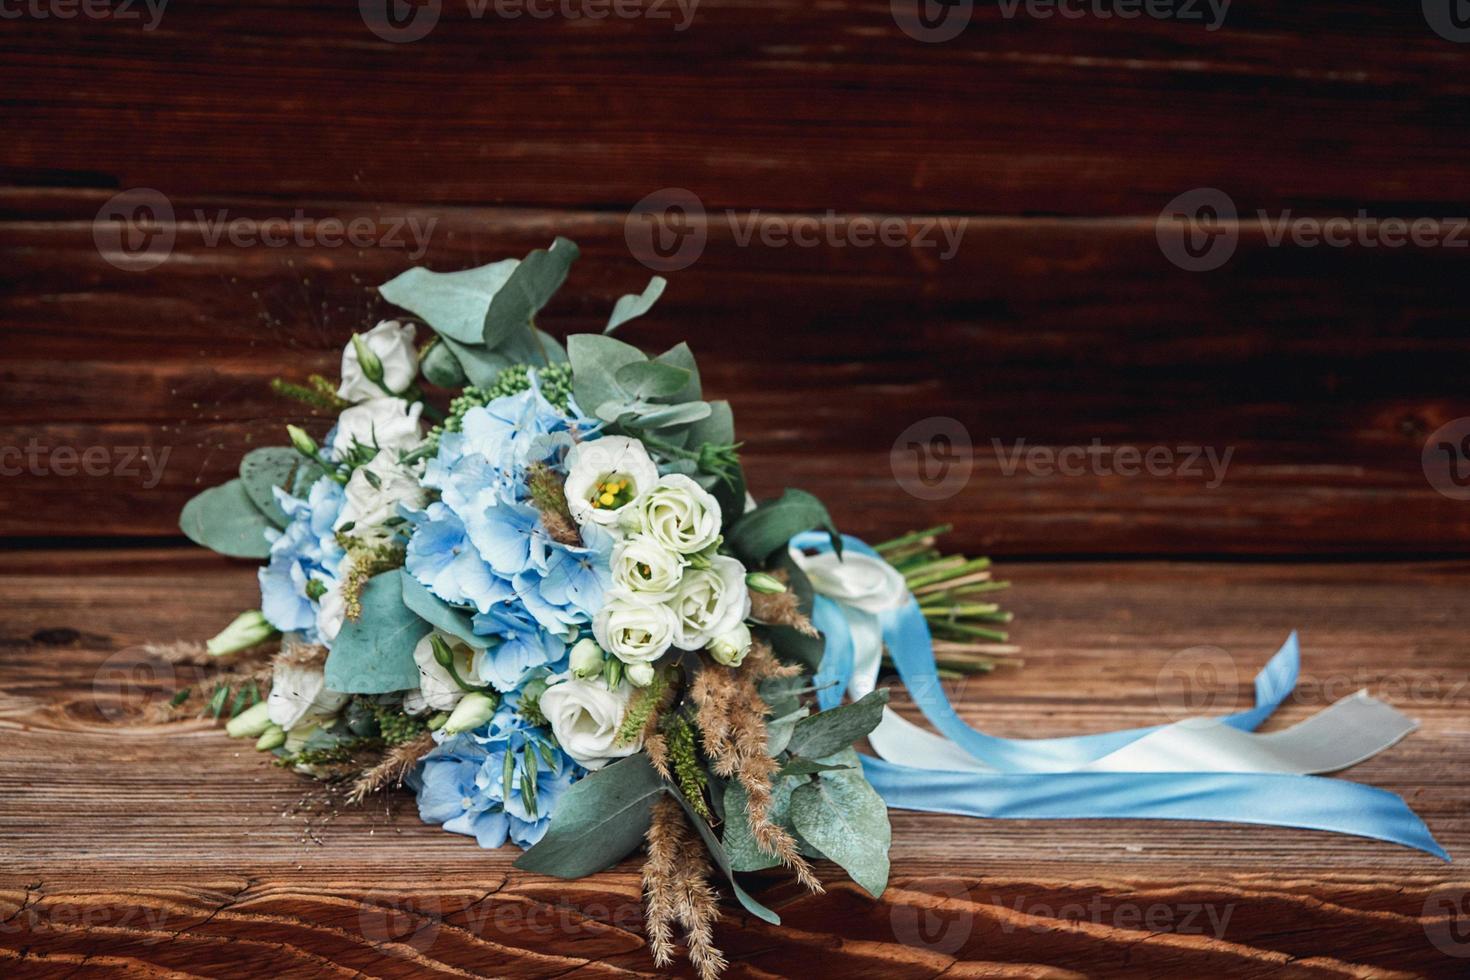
[496,326,568,366]
[514,753,664,878]
[568,333,647,418]
[379,259,519,344]
[605,276,667,334]
[324,570,431,693]
[653,341,702,403]
[239,447,302,528]
[727,488,841,567]
[785,689,890,760]
[179,479,275,559]
[668,784,780,924]
[629,401,711,429]
[685,399,735,447]
[483,237,580,348]
[441,335,515,387]
[789,763,891,898]
[400,573,488,649]
[615,360,691,400]
[722,775,800,873]
[420,337,468,387]
[778,757,856,778]
[760,624,825,674]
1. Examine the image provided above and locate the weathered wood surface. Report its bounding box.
[1,550,1466,977]
[4,192,1469,553]
[6,1,1470,553]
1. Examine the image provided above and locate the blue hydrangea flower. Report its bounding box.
[411,701,581,850]
[257,476,345,640]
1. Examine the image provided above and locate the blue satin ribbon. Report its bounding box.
[790,532,1449,860]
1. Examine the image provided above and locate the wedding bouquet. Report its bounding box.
[174,238,1014,977]
[175,238,1446,978]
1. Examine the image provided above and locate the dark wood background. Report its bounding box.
[4,3,1470,978]
[4,1,1470,555]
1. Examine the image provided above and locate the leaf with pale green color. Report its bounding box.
[727,488,841,567]
[239,447,301,528]
[419,338,468,387]
[400,573,488,649]
[785,689,889,760]
[721,775,798,872]
[567,333,647,417]
[515,753,664,878]
[496,326,568,366]
[615,360,690,400]
[789,758,891,898]
[378,258,519,344]
[685,399,734,447]
[179,479,274,559]
[483,237,579,348]
[441,335,514,387]
[628,401,711,429]
[668,784,780,924]
[778,757,855,778]
[324,570,431,693]
[605,276,666,334]
[653,341,702,403]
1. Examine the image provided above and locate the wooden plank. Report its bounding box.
[3,193,1468,552]
[3,4,1470,214]
[1,551,1466,976]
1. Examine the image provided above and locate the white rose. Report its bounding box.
[266,661,349,731]
[563,436,660,530]
[339,319,417,402]
[593,593,678,665]
[411,631,477,712]
[335,449,427,544]
[789,550,907,613]
[707,622,752,667]
[670,555,751,651]
[331,397,424,459]
[611,537,687,600]
[632,474,721,555]
[540,674,642,771]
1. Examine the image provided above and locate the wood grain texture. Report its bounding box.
[3,191,1468,553]
[1,551,1467,976]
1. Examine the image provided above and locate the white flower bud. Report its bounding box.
[569,638,605,679]
[339,320,416,401]
[206,610,278,656]
[707,622,752,667]
[442,692,497,735]
[626,662,656,687]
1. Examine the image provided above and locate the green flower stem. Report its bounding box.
[919,601,1000,616]
[906,557,992,591]
[873,524,953,554]
[929,620,1009,643]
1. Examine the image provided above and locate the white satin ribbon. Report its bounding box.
[790,549,1418,777]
